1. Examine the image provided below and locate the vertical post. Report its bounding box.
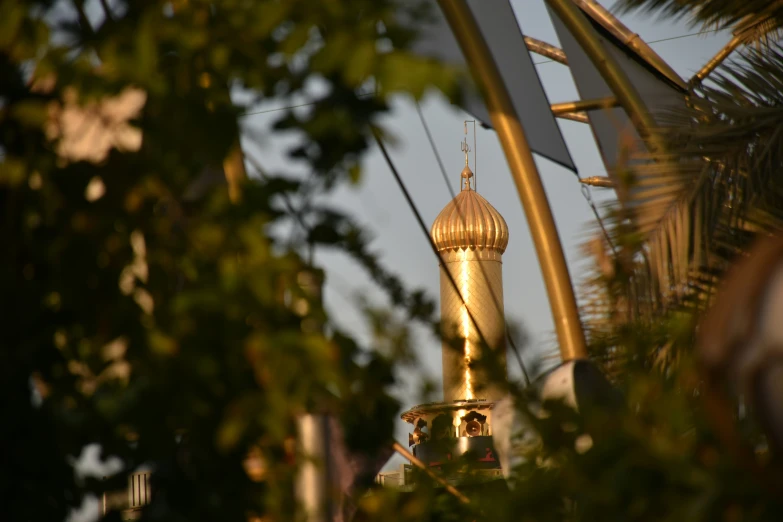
[464,119,477,189]
[294,268,330,522]
[437,0,587,361]
[295,415,330,522]
[222,139,247,204]
[690,35,742,87]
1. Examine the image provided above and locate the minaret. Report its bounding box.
[393,136,509,479]
[431,142,509,403]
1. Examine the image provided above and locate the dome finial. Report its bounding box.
[460,165,473,191]
[431,149,509,254]
[460,136,473,191]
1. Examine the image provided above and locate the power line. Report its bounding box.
[415,102,453,195]
[241,91,376,117]
[650,27,720,43]
[241,100,331,116]
[532,28,721,65]
[242,28,722,118]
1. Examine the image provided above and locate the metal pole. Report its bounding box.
[545,0,667,156]
[690,35,742,87]
[392,442,470,504]
[550,96,618,115]
[556,111,589,124]
[294,271,329,522]
[573,0,686,90]
[463,119,477,189]
[437,0,587,361]
[295,415,329,522]
[524,36,568,65]
[222,140,247,203]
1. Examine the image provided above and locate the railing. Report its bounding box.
[128,471,152,509]
[102,470,152,519]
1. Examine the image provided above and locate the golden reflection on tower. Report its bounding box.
[459,248,473,400]
[430,141,509,403]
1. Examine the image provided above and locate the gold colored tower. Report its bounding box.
[387,144,509,483]
[431,160,509,403]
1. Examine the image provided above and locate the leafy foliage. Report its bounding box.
[615,0,783,46]
[0,1,458,520]
[578,43,783,349]
[6,1,783,522]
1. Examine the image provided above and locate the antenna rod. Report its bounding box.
[464,120,476,190]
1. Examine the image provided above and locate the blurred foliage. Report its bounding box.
[0,0,458,520]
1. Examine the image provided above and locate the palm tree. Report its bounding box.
[618,0,783,45]
[577,1,783,371]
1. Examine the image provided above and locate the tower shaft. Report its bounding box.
[439,249,506,403]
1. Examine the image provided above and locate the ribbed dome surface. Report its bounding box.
[431,186,509,253]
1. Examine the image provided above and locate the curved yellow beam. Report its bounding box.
[437,0,588,361]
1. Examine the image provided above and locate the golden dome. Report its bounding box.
[430,166,509,254]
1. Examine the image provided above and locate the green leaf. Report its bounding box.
[348,163,362,184]
[343,41,376,87]
[0,2,24,49]
[0,157,26,186]
[11,100,49,128]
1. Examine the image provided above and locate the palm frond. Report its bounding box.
[637,45,783,303]
[615,0,783,47]
[579,44,783,369]
[615,0,783,32]
[733,16,783,48]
